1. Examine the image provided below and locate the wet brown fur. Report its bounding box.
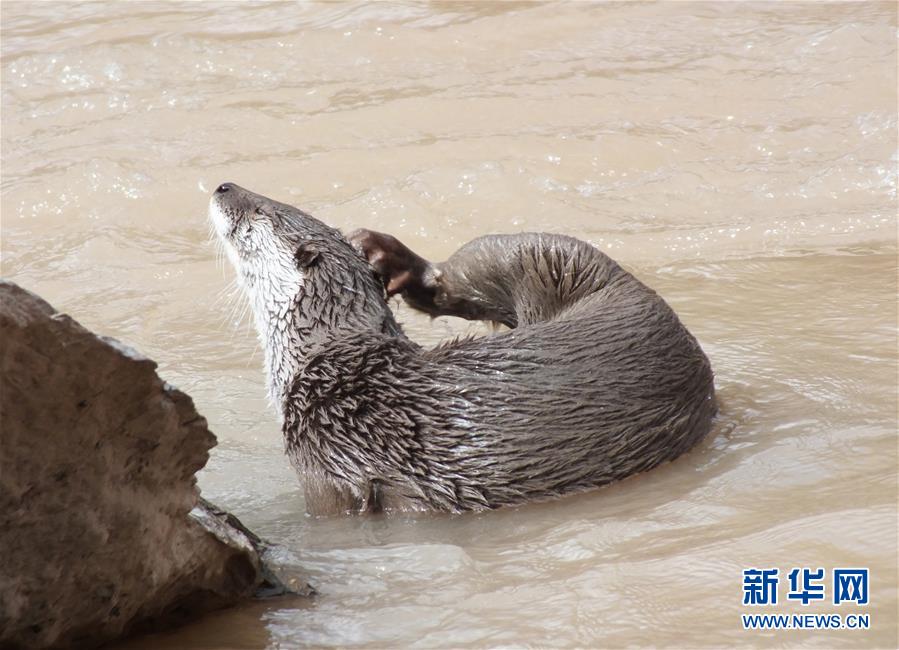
[211,183,716,516]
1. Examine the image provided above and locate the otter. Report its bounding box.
[209,182,716,516]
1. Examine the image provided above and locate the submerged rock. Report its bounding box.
[0,281,303,649]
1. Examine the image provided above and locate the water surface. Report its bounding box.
[1,2,896,648]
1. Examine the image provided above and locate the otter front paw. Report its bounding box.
[347,228,433,298]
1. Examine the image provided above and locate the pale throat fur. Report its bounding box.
[210,197,306,408]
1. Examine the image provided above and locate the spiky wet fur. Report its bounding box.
[211,183,716,515]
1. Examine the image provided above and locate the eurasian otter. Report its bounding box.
[210,182,716,516]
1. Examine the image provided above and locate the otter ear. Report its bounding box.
[294,245,320,269]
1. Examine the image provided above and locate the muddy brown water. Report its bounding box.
[2,2,896,648]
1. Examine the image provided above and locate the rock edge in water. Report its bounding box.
[0,280,307,649]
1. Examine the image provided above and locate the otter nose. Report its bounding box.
[216,183,234,194]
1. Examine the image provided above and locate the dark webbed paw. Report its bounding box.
[347,228,435,299]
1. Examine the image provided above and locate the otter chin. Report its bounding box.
[210,182,717,516]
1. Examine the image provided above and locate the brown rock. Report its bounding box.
[0,281,300,649]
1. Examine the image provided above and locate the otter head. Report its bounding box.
[210,182,399,406]
[210,182,339,305]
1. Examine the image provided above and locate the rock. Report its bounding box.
[0,281,305,649]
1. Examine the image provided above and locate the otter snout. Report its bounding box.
[208,181,255,241]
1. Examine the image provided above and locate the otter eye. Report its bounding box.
[295,246,320,269]
[254,207,265,216]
